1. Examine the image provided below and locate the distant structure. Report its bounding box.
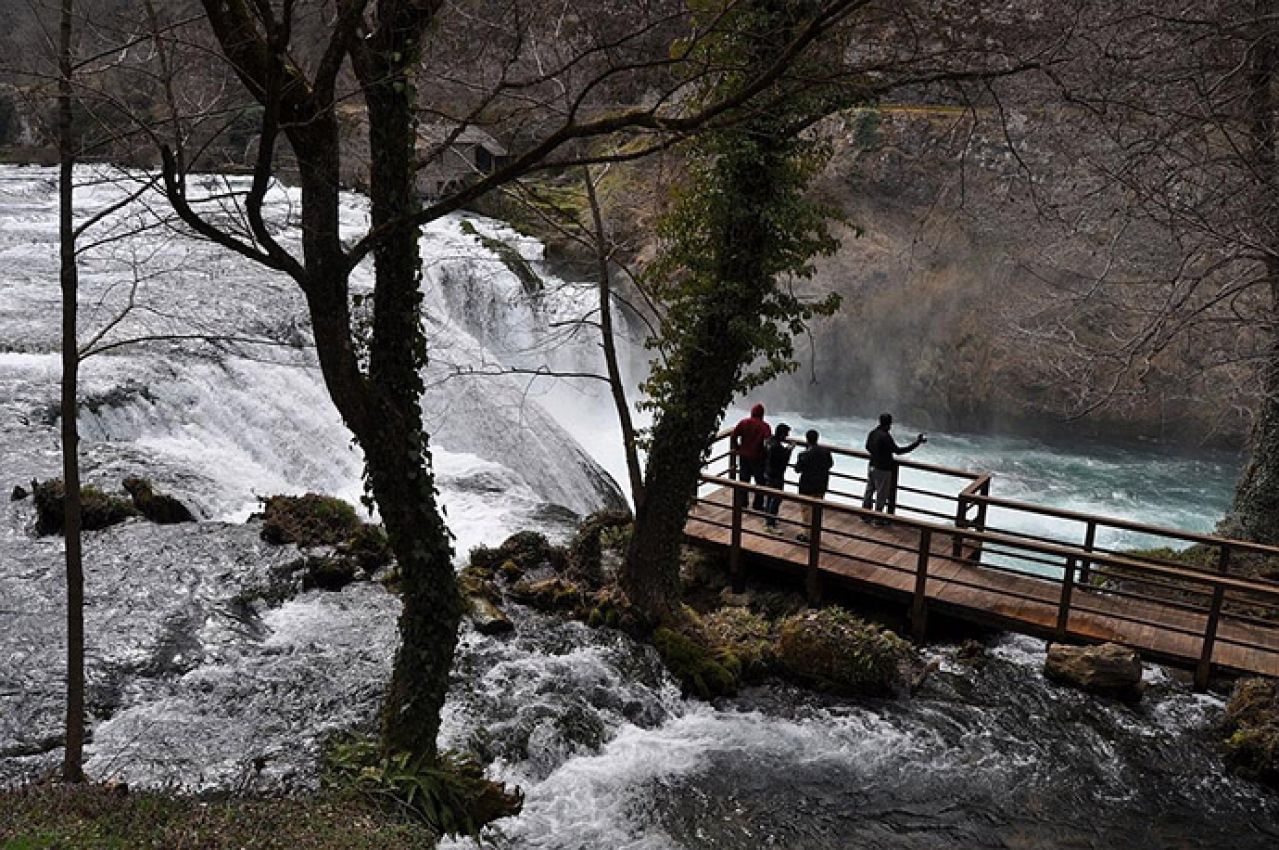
[415,122,510,198]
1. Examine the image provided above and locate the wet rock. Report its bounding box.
[510,577,583,612]
[652,626,740,700]
[777,607,912,697]
[31,478,138,536]
[1044,642,1143,700]
[122,477,195,524]
[1221,677,1279,787]
[956,639,989,664]
[260,494,360,547]
[459,564,514,635]
[10,485,28,501]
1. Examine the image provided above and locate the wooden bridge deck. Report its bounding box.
[687,485,1279,681]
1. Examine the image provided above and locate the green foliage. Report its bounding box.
[31,478,138,536]
[260,494,361,547]
[640,0,849,418]
[653,626,741,699]
[777,607,912,696]
[122,476,195,524]
[701,606,776,678]
[326,738,523,839]
[341,523,394,572]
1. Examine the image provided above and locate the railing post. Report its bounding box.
[888,466,899,515]
[1079,520,1097,586]
[1055,556,1077,641]
[952,494,968,558]
[806,502,823,605]
[1195,584,1226,691]
[970,477,990,564]
[730,487,744,593]
[1217,545,1232,575]
[912,528,932,642]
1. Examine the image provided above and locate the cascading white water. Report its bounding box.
[2,165,1274,848]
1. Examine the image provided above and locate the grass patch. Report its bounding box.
[0,784,436,849]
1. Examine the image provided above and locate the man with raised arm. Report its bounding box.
[863,413,926,524]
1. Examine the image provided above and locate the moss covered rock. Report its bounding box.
[300,556,360,592]
[702,607,776,678]
[653,626,741,700]
[32,478,138,536]
[1222,677,1279,787]
[458,564,514,635]
[470,531,567,575]
[261,494,361,547]
[567,510,632,586]
[777,608,912,696]
[122,476,195,524]
[510,577,583,612]
[340,523,394,572]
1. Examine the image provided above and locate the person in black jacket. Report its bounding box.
[794,429,834,542]
[863,413,926,523]
[761,423,793,530]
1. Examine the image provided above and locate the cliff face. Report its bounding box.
[753,108,1254,447]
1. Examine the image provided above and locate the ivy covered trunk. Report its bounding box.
[356,14,460,758]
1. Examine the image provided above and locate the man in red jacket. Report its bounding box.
[731,403,772,510]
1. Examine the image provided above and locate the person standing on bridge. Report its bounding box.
[731,403,772,511]
[863,412,926,524]
[794,429,834,543]
[762,423,793,531]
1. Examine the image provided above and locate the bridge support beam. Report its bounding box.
[912,528,932,642]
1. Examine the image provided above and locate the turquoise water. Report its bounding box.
[728,410,1242,556]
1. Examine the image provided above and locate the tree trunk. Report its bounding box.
[583,166,645,510]
[622,128,783,620]
[354,9,460,760]
[1233,2,1279,544]
[58,0,85,784]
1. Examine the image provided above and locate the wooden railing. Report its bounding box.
[698,431,1279,687]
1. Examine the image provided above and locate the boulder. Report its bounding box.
[470,531,567,575]
[566,509,632,586]
[1221,677,1279,787]
[122,476,195,524]
[1044,642,1143,700]
[468,595,515,636]
[776,608,912,696]
[10,485,28,501]
[299,556,359,592]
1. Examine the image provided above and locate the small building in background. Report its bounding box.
[415,123,510,198]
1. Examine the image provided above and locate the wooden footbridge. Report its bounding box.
[686,431,1279,687]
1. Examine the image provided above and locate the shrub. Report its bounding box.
[326,738,523,839]
[261,494,361,546]
[653,626,741,700]
[32,478,138,536]
[1222,677,1279,787]
[702,607,776,678]
[469,530,567,574]
[777,607,912,696]
[342,523,394,572]
[122,476,195,524]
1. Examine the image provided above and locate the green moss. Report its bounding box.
[122,476,195,524]
[510,577,582,612]
[567,509,632,585]
[260,494,361,547]
[341,523,394,573]
[1221,677,1279,787]
[702,607,776,678]
[459,219,544,295]
[777,607,912,696]
[0,783,437,849]
[652,626,741,700]
[301,556,360,592]
[32,478,138,536]
[469,531,567,574]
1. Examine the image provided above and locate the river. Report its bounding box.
[0,165,1273,848]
